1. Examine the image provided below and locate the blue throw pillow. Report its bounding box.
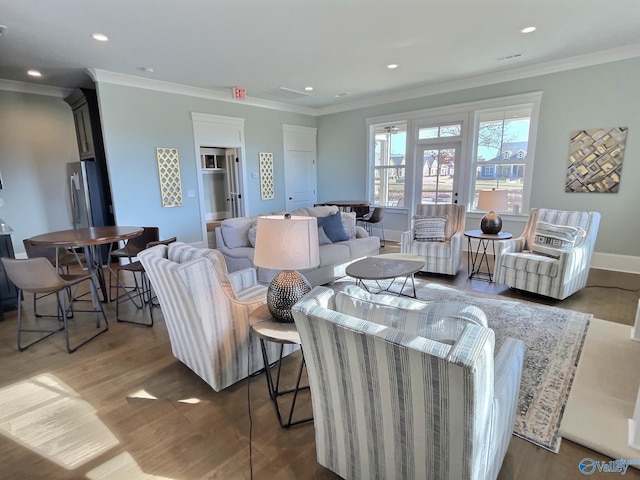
[317,211,349,242]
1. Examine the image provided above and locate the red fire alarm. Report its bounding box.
[232,87,246,100]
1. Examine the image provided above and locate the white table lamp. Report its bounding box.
[477,189,508,234]
[254,215,320,322]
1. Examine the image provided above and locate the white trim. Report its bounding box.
[317,43,640,116]
[88,69,317,116]
[0,79,72,98]
[590,252,640,275]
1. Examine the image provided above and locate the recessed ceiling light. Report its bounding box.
[92,33,109,42]
[521,26,536,34]
[304,86,313,91]
[386,64,399,69]
[139,67,155,73]
[27,69,42,77]
[334,92,350,98]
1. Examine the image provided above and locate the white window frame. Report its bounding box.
[366,92,542,223]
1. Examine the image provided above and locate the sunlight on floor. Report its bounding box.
[0,373,178,479]
[87,452,175,480]
[0,373,119,469]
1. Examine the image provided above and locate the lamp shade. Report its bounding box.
[476,189,508,212]
[0,218,14,234]
[254,215,320,271]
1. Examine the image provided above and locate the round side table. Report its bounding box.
[464,229,512,282]
[250,305,312,428]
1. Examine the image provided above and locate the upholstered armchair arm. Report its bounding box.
[228,267,259,292]
[496,236,527,255]
[400,230,413,252]
[355,226,369,238]
[487,337,525,479]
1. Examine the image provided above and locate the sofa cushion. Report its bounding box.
[248,225,257,247]
[317,211,349,242]
[304,205,339,217]
[336,236,380,259]
[414,215,448,242]
[318,226,332,245]
[317,243,350,268]
[340,211,357,239]
[334,285,487,344]
[221,222,253,248]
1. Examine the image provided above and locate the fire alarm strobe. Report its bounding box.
[232,87,246,100]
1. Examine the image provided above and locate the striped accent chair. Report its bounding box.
[400,204,466,275]
[494,208,600,300]
[292,285,524,480]
[139,242,298,392]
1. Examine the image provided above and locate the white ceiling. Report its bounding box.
[1,0,640,113]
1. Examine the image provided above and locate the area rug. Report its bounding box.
[559,318,640,468]
[334,278,591,453]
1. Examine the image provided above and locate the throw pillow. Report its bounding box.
[532,221,585,256]
[340,211,357,239]
[221,222,252,248]
[248,225,257,248]
[316,211,349,242]
[318,226,333,245]
[413,215,448,242]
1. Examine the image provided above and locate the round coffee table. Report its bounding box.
[345,253,425,298]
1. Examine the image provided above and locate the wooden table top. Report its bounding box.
[29,226,143,248]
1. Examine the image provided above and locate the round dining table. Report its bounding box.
[29,226,143,304]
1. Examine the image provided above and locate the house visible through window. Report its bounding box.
[366,92,541,216]
[373,123,407,207]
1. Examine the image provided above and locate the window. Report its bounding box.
[366,92,541,216]
[471,105,534,215]
[372,123,407,207]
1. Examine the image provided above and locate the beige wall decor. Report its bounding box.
[566,127,628,193]
[156,147,183,207]
[259,152,275,200]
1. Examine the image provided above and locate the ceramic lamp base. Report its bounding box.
[480,211,503,234]
[267,270,311,323]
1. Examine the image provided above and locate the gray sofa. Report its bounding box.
[215,205,380,286]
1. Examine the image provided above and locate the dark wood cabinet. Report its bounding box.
[0,234,19,319]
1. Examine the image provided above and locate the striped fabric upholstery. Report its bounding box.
[292,286,524,480]
[401,204,466,275]
[140,243,298,392]
[494,209,600,300]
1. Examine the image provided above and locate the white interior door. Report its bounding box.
[225,148,244,217]
[284,150,316,211]
[283,125,317,212]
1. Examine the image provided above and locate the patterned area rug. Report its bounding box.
[334,278,592,453]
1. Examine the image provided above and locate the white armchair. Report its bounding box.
[292,285,524,480]
[139,242,298,392]
[494,208,601,300]
[401,204,466,275]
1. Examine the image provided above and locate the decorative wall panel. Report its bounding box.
[259,152,274,200]
[156,147,183,207]
[566,127,627,193]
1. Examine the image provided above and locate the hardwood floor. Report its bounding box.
[0,250,639,479]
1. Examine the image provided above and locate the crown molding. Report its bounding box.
[0,79,72,98]
[315,43,640,116]
[88,69,318,116]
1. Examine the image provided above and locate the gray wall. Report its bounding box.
[0,90,78,254]
[317,58,640,256]
[95,83,317,245]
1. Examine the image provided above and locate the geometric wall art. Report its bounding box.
[156,147,184,207]
[565,127,628,193]
[259,152,275,200]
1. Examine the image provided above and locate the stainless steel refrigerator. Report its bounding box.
[67,161,114,259]
[67,161,113,229]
